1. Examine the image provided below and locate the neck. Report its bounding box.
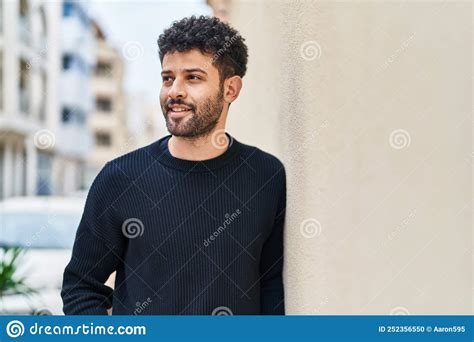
[168,128,229,161]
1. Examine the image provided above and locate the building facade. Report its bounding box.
[55,0,94,195]
[0,0,95,199]
[86,20,129,187]
[0,0,60,199]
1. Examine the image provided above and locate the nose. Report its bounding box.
[168,78,186,99]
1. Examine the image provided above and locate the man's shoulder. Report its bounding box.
[109,141,156,165]
[95,141,159,183]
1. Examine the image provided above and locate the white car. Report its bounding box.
[0,196,85,315]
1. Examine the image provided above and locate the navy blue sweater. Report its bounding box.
[61,133,286,315]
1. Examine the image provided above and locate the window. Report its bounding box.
[36,152,52,195]
[62,54,72,70]
[39,6,47,34]
[62,54,88,74]
[19,60,28,90]
[61,107,72,123]
[96,97,112,112]
[0,1,3,34]
[95,62,112,77]
[39,71,46,121]
[19,59,30,114]
[19,0,29,17]
[38,6,47,51]
[64,1,89,27]
[95,132,111,147]
[62,107,86,125]
[63,1,74,17]
[19,0,30,43]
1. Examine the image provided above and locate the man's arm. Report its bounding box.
[61,162,126,315]
[260,165,286,315]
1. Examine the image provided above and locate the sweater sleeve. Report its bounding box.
[260,165,286,315]
[61,162,126,315]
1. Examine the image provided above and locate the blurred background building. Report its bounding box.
[0,0,57,199]
[54,0,94,195]
[86,19,128,187]
[0,0,161,200]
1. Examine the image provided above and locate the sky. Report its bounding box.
[88,0,212,102]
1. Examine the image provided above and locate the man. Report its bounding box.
[61,15,286,315]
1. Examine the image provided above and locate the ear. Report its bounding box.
[223,75,243,105]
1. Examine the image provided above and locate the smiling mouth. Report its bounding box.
[169,108,192,112]
[167,107,193,119]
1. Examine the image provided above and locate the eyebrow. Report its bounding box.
[184,68,207,75]
[161,68,208,76]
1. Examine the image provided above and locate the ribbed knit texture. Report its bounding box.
[61,132,286,315]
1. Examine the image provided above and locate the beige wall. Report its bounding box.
[221,0,472,314]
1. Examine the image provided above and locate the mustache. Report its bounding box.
[164,99,195,110]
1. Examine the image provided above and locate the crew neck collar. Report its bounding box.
[150,132,242,173]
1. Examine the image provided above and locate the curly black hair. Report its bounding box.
[157,16,248,82]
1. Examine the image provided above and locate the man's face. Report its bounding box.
[160,49,225,138]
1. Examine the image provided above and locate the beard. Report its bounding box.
[161,87,225,139]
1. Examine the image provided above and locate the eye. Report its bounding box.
[162,76,173,83]
[188,74,201,80]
